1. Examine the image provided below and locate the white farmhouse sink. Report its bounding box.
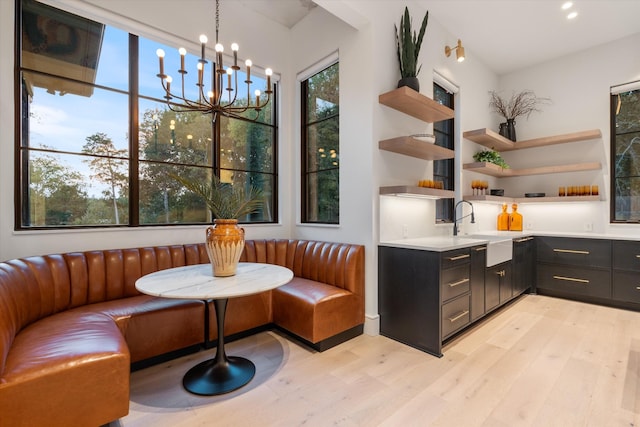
[470,234,513,267]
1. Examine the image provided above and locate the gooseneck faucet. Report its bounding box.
[453,200,475,236]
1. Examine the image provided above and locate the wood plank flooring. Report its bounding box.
[112,295,640,426]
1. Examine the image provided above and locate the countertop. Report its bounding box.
[379,230,640,252]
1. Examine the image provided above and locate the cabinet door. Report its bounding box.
[537,263,611,299]
[513,237,534,295]
[499,262,513,304]
[613,240,640,271]
[485,264,501,311]
[470,245,486,321]
[537,236,610,268]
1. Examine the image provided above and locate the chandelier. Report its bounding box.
[155,0,272,122]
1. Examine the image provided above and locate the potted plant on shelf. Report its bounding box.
[489,90,551,141]
[395,6,429,92]
[473,149,509,169]
[172,174,264,277]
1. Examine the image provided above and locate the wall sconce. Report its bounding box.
[445,39,465,62]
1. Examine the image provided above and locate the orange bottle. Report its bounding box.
[509,203,523,231]
[497,203,510,231]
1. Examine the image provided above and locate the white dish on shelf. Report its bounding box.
[410,133,436,143]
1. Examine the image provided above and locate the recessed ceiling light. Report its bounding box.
[567,11,578,19]
[561,2,573,10]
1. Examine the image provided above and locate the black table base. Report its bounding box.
[182,298,255,395]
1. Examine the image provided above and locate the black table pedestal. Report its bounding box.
[183,298,255,395]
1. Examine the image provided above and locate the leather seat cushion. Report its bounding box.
[69,295,205,362]
[0,311,130,427]
[272,277,362,343]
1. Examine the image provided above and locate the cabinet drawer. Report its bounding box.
[613,241,640,271]
[441,248,471,269]
[441,264,470,302]
[442,294,470,338]
[537,237,611,268]
[613,271,640,303]
[537,263,611,299]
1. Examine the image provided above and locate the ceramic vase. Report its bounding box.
[205,219,245,277]
[507,119,517,142]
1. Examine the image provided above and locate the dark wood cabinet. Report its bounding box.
[486,261,511,310]
[378,245,471,357]
[513,237,534,295]
[470,245,487,321]
[536,236,612,302]
[612,240,640,304]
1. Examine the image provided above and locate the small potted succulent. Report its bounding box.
[395,7,429,92]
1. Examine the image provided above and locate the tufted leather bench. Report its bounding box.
[0,239,364,427]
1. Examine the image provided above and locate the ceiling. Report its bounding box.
[242,0,640,75]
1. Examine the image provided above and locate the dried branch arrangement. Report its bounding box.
[489,90,551,120]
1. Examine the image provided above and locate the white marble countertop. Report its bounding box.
[380,230,640,252]
[135,262,293,300]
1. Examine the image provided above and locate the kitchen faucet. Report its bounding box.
[453,200,475,236]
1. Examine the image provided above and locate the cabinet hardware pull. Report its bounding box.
[553,275,589,284]
[448,310,469,323]
[495,270,505,277]
[553,249,589,255]
[636,287,640,291]
[475,247,487,252]
[448,278,469,287]
[447,254,470,261]
[635,255,640,259]
[515,237,533,243]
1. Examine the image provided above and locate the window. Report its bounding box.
[433,82,454,222]
[17,0,277,228]
[301,62,339,224]
[611,82,640,222]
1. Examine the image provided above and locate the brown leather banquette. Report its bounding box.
[0,239,364,427]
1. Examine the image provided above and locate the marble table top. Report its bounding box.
[135,262,294,300]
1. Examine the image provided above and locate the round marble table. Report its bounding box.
[135,262,293,396]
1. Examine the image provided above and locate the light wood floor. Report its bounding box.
[113,295,640,426]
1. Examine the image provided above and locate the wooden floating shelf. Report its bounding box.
[463,128,602,152]
[463,161,602,177]
[379,87,454,123]
[464,194,602,204]
[379,136,455,161]
[380,186,454,199]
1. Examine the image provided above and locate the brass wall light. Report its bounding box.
[445,39,465,62]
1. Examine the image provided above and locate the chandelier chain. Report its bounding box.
[215,0,220,44]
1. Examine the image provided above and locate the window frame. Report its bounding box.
[433,82,455,223]
[300,60,339,225]
[610,81,640,223]
[15,0,278,230]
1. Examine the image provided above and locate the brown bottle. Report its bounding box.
[509,203,523,231]
[497,203,510,231]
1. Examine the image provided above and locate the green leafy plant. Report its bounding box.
[473,149,509,169]
[171,174,263,219]
[395,7,429,78]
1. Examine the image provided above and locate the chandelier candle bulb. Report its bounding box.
[215,43,224,70]
[199,34,207,61]
[266,68,272,92]
[156,49,165,76]
[231,43,239,69]
[245,59,252,83]
[178,48,186,72]
[255,89,260,106]
[226,68,233,92]
[165,75,172,96]
[197,62,203,86]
